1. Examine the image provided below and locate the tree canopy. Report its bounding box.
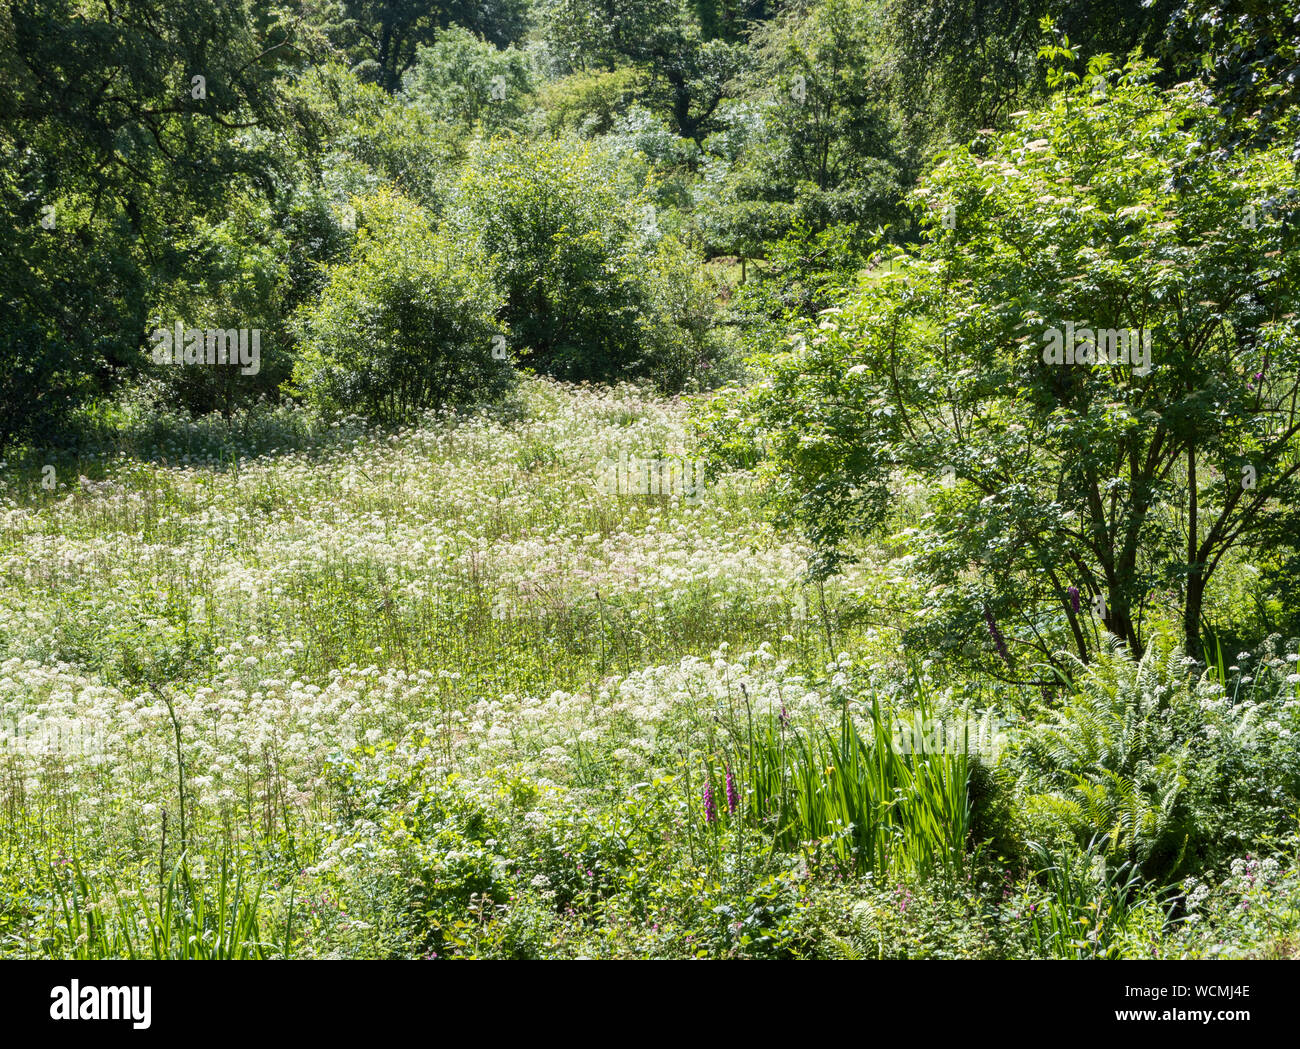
[697,47,1300,676]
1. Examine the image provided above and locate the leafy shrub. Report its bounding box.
[637,235,729,391]
[284,63,459,214]
[321,744,516,958]
[448,135,721,388]
[144,192,294,417]
[725,219,866,357]
[806,876,1015,960]
[536,68,640,136]
[292,187,512,424]
[1013,636,1300,881]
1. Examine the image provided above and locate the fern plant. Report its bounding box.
[1014,635,1211,880]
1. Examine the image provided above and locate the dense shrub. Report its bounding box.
[292,188,512,423]
[803,876,1018,960]
[322,746,516,958]
[1011,636,1300,882]
[535,68,640,136]
[448,135,722,388]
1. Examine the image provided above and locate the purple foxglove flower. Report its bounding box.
[703,781,717,824]
[725,765,739,814]
[1068,586,1080,614]
[984,607,1012,666]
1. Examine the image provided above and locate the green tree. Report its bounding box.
[325,0,531,90]
[702,0,908,263]
[0,0,309,451]
[448,135,720,387]
[402,26,534,137]
[145,191,294,417]
[697,53,1300,674]
[541,0,745,145]
[1169,0,1300,159]
[292,187,511,423]
[285,61,459,212]
[883,0,1179,141]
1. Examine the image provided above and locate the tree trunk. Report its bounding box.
[1184,445,1203,662]
[1184,574,1206,664]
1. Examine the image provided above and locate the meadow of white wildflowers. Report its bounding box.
[1,378,1296,960]
[0,379,893,957]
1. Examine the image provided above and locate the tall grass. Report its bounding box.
[43,854,281,960]
[1026,840,1154,959]
[737,695,973,881]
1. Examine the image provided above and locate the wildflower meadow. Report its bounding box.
[3,0,1299,1001]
